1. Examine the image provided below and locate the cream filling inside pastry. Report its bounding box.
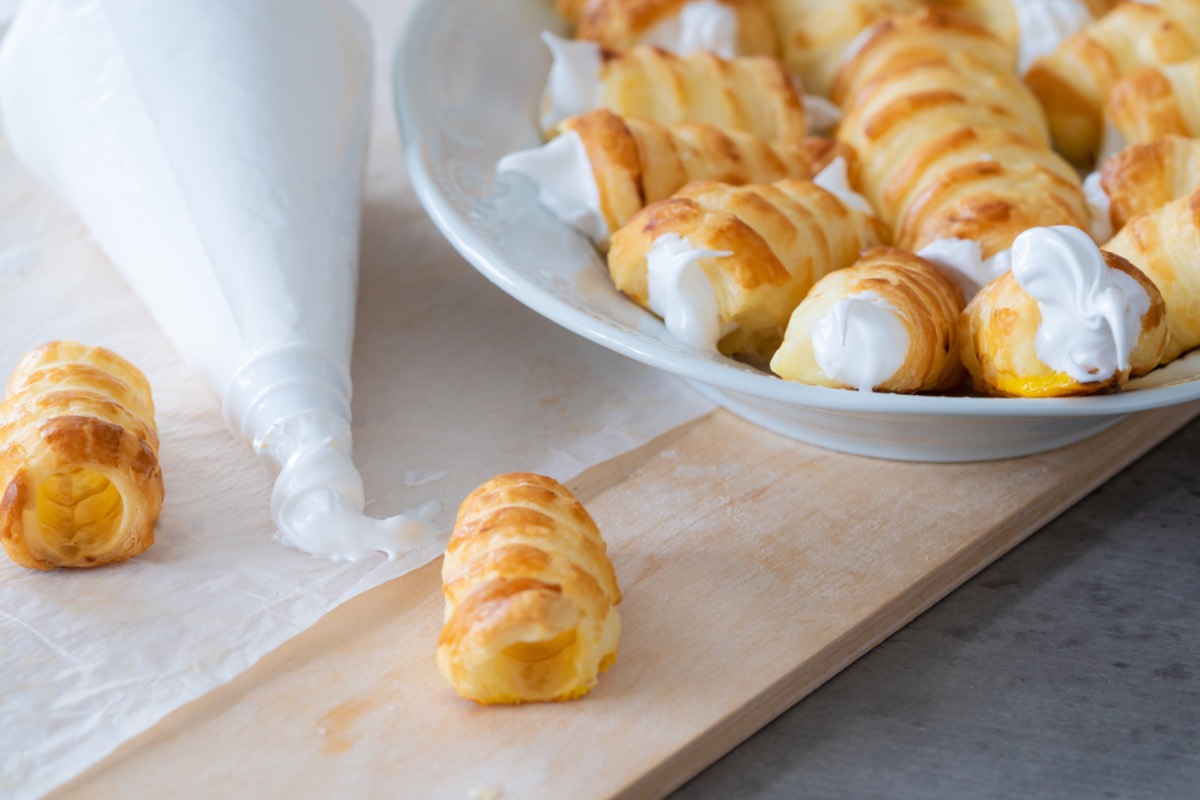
[917,238,1013,300]
[540,32,604,133]
[803,93,843,136]
[496,130,608,243]
[645,233,735,352]
[1011,0,1094,75]
[813,157,874,217]
[641,0,740,58]
[1010,226,1151,382]
[812,291,910,392]
[1082,171,1113,243]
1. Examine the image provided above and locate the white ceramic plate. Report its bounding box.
[393,0,1200,462]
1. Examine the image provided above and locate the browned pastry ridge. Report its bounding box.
[833,8,1088,255]
[576,0,776,56]
[765,0,926,97]
[1106,57,1200,150]
[438,473,621,705]
[1105,189,1200,365]
[542,43,808,142]
[0,341,163,570]
[1099,135,1200,233]
[561,108,856,243]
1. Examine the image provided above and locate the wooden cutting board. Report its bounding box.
[52,401,1200,800]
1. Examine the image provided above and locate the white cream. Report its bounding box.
[645,233,734,351]
[1083,171,1114,244]
[813,156,874,216]
[812,291,909,392]
[259,410,442,562]
[497,131,608,243]
[917,238,1013,300]
[641,0,740,58]
[1010,226,1151,382]
[1010,0,1093,75]
[540,32,603,133]
[804,93,843,136]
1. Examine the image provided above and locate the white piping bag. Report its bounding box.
[0,0,441,561]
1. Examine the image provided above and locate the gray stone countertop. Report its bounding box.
[674,416,1200,800]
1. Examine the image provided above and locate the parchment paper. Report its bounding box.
[0,3,714,796]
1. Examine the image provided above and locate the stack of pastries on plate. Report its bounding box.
[499,0,1200,397]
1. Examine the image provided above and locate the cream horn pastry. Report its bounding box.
[1025,0,1200,166]
[574,0,776,58]
[771,247,966,393]
[1094,135,1200,234]
[1104,189,1200,365]
[438,473,621,705]
[833,10,1088,255]
[1105,57,1200,152]
[960,226,1167,397]
[607,167,886,361]
[498,108,856,247]
[764,0,925,99]
[0,341,163,570]
[925,0,1115,74]
[539,34,807,141]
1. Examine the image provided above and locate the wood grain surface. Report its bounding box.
[52,401,1200,800]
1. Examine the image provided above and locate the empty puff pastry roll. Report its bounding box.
[1098,135,1200,232]
[763,0,925,98]
[770,247,966,393]
[1025,0,1200,165]
[960,227,1167,397]
[575,0,776,57]
[438,473,621,705]
[1106,57,1200,149]
[540,39,807,142]
[1104,190,1200,364]
[607,176,887,361]
[0,341,162,570]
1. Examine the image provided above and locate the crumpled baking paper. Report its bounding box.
[0,3,714,798]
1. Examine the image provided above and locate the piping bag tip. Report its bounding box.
[229,348,446,562]
[261,410,446,562]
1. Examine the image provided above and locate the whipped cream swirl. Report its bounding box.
[497,130,608,243]
[645,233,734,352]
[1010,226,1150,382]
[1011,0,1093,74]
[540,32,603,132]
[917,238,1013,300]
[812,291,909,392]
[641,0,741,58]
